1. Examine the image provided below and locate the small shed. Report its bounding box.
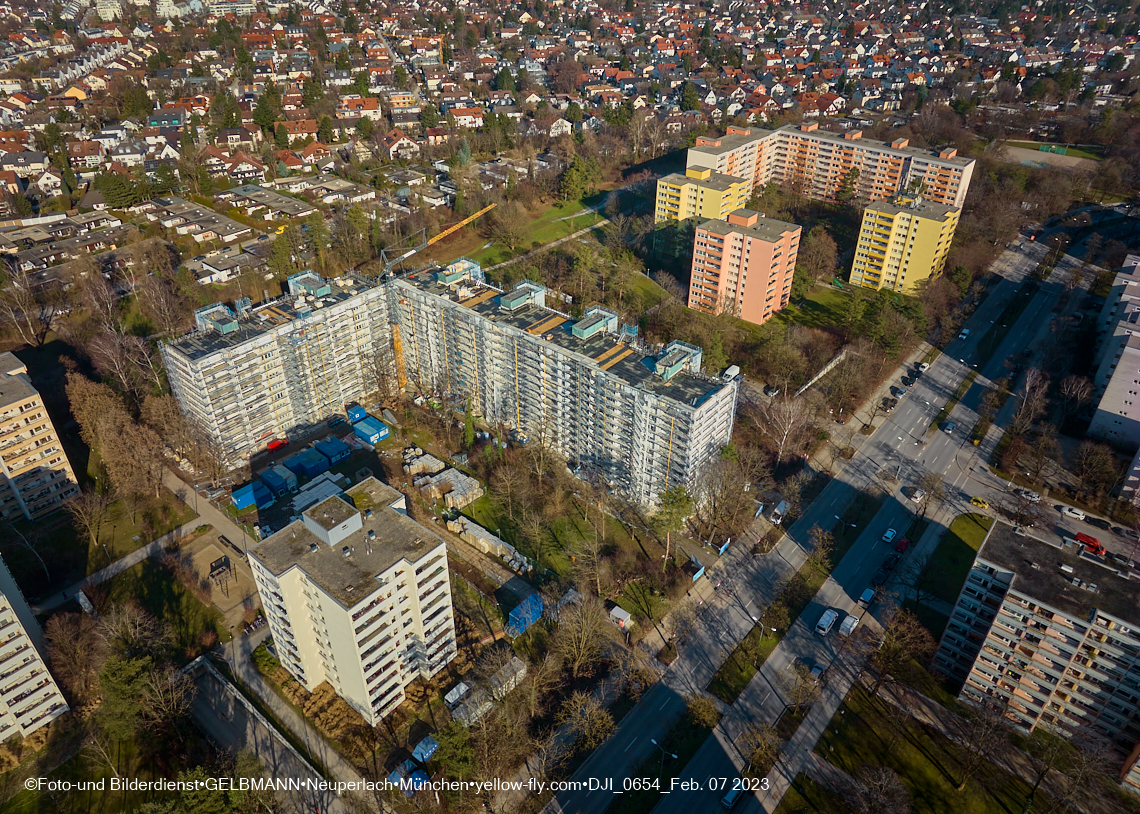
[314,436,351,464]
[232,481,275,510]
[347,404,367,422]
[283,449,330,478]
[268,464,298,491]
[609,605,633,630]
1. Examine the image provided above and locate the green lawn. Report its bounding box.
[773,774,851,814]
[466,192,608,267]
[1,486,197,603]
[777,286,850,331]
[920,513,993,606]
[103,557,231,659]
[815,686,1037,814]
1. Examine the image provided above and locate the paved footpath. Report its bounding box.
[32,469,253,614]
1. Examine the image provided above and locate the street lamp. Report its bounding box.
[649,739,678,775]
[833,515,856,528]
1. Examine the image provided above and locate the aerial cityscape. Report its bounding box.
[1,0,1140,812]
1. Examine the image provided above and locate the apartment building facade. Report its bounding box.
[0,554,68,739]
[934,521,1140,795]
[1089,256,1140,449]
[160,272,391,466]
[849,195,960,294]
[390,263,740,507]
[0,352,78,521]
[683,124,975,208]
[688,209,800,325]
[247,478,455,726]
[653,166,750,253]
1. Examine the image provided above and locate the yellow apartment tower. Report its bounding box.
[0,352,78,521]
[849,195,960,294]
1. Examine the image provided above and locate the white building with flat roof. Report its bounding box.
[0,555,68,739]
[1089,256,1140,448]
[247,478,456,725]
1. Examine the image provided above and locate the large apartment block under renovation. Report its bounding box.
[0,554,69,738]
[160,272,391,464]
[683,123,975,208]
[389,262,740,506]
[934,521,1140,795]
[0,352,79,521]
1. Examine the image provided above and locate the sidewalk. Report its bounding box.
[482,217,609,273]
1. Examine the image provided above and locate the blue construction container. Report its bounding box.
[506,592,543,637]
[347,404,367,423]
[260,469,290,496]
[232,481,275,510]
[314,436,351,464]
[412,735,439,763]
[283,449,330,478]
[353,415,389,445]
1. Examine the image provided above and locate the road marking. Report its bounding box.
[624,737,638,752]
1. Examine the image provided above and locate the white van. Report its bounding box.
[815,608,838,636]
[770,500,789,526]
[839,614,859,637]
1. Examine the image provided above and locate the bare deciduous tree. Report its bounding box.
[869,608,935,698]
[954,700,1010,791]
[845,765,911,814]
[557,691,614,751]
[1010,367,1050,437]
[1059,374,1093,421]
[0,268,53,347]
[782,662,822,708]
[44,612,102,701]
[748,395,817,465]
[739,722,781,778]
[552,599,613,679]
[66,486,114,548]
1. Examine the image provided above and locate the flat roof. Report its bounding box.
[982,522,1140,628]
[686,125,975,169]
[698,213,800,243]
[249,478,444,607]
[164,276,378,362]
[395,273,730,408]
[306,495,356,530]
[658,169,744,192]
[0,351,36,409]
[866,196,958,219]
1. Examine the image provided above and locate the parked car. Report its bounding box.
[883,553,901,571]
[815,609,839,636]
[721,787,743,810]
[917,362,930,372]
[1017,490,1041,503]
[809,663,825,682]
[910,488,927,503]
[943,422,956,435]
[970,496,989,509]
[267,438,288,451]
[959,328,970,340]
[894,537,911,553]
[257,234,270,241]
[193,255,206,261]
[902,376,916,387]
[1088,517,1112,531]
[882,528,897,543]
[327,416,346,428]
[763,385,781,397]
[1061,506,1086,521]
[858,588,876,607]
[890,386,908,398]
[839,614,859,637]
[871,568,890,587]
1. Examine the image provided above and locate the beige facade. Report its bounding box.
[683,123,975,208]
[0,352,78,521]
[0,555,69,739]
[935,522,1140,797]
[247,478,456,726]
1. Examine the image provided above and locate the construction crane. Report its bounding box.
[379,203,497,276]
[383,202,496,394]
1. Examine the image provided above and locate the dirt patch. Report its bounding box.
[181,534,260,630]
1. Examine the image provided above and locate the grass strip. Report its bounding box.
[604,713,718,814]
[932,370,978,429]
[975,281,1038,366]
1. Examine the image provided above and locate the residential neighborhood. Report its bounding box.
[2,1,1140,813]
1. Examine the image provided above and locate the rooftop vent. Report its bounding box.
[346,584,354,592]
[342,546,351,557]
[1060,564,1074,574]
[368,529,376,540]
[309,543,319,553]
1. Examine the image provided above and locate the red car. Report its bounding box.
[894,537,911,553]
[267,438,288,451]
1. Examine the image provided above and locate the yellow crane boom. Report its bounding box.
[427,203,496,247]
